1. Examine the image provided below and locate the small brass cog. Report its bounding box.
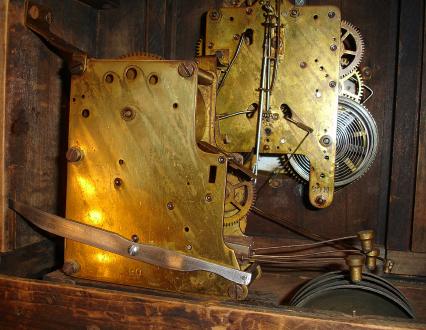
[195,39,203,57]
[117,52,164,60]
[223,173,255,227]
[339,69,364,103]
[279,155,306,184]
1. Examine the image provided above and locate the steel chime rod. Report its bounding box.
[253,3,276,179]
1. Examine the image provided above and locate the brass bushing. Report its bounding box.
[345,254,365,283]
[384,259,395,274]
[62,260,80,276]
[66,146,84,162]
[366,248,380,271]
[357,230,375,253]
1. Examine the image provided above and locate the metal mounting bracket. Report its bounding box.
[24,0,88,74]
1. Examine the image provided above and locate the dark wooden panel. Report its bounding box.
[412,15,426,253]
[145,0,167,57]
[0,239,58,278]
[0,0,8,252]
[164,0,178,59]
[387,0,425,251]
[387,250,426,277]
[1,0,97,251]
[174,0,220,60]
[341,0,400,246]
[77,0,119,10]
[96,1,147,58]
[47,0,99,56]
[0,275,423,329]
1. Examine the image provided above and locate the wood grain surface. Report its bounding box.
[0,274,425,329]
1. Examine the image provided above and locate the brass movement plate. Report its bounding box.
[204,1,341,207]
[65,59,243,297]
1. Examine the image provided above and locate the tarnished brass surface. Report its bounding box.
[65,59,245,298]
[203,1,341,207]
[346,255,365,283]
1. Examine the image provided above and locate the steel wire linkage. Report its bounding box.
[252,1,280,180]
[250,206,388,268]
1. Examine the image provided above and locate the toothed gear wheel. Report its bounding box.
[224,173,255,227]
[286,97,378,188]
[279,156,306,184]
[117,52,164,60]
[340,21,364,78]
[195,39,203,57]
[339,69,364,103]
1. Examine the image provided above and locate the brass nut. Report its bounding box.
[29,5,40,20]
[227,284,245,300]
[358,229,375,253]
[120,107,136,121]
[320,135,332,147]
[66,147,84,162]
[218,155,226,164]
[128,245,139,256]
[384,259,394,273]
[315,195,326,206]
[209,9,221,21]
[45,12,52,24]
[366,248,380,271]
[362,66,372,80]
[114,177,123,188]
[178,62,195,78]
[290,9,299,18]
[205,193,213,202]
[63,260,80,276]
[345,254,365,283]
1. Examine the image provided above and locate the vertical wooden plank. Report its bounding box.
[145,0,167,57]
[47,0,99,56]
[175,0,218,60]
[96,1,147,58]
[164,0,177,59]
[0,0,9,251]
[4,0,63,250]
[2,0,98,251]
[412,15,426,252]
[387,0,425,251]
[340,0,399,244]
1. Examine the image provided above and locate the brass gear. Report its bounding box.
[279,155,306,184]
[339,69,364,103]
[223,173,255,227]
[195,39,203,57]
[340,21,364,78]
[117,52,164,60]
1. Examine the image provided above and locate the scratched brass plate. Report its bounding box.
[204,1,341,207]
[65,59,242,297]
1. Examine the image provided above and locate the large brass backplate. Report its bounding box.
[204,1,341,207]
[65,59,243,297]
